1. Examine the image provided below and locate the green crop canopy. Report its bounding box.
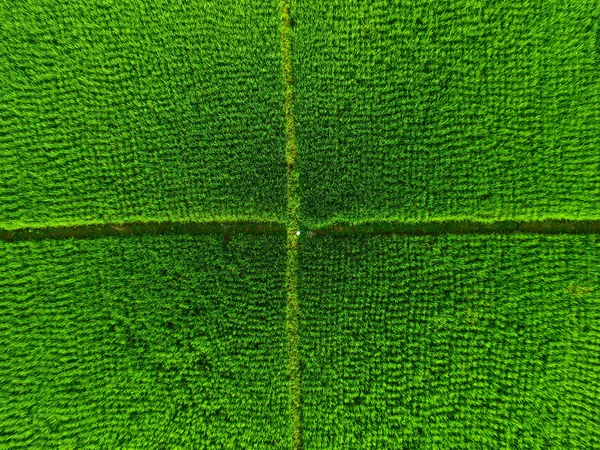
[1,0,598,448]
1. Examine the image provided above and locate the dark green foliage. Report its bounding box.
[298,234,600,449]
[0,0,286,229]
[294,0,600,227]
[0,234,290,449]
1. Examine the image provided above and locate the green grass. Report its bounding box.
[0,0,286,229]
[298,234,600,449]
[294,0,600,228]
[0,234,290,449]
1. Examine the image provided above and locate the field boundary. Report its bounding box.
[280,0,303,447]
[0,221,286,242]
[2,219,600,242]
[308,219,600,237]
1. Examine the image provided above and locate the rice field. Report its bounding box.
[1,0,598,448]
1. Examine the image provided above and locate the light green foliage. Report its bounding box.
[0,0,286,229]
[294,0,600,227]
[298,234,600,448]
[0,234,290,449]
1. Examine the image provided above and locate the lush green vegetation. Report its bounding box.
[0,234,289,448]
[298,234,600,448]
[294,0,600,228]
[0,0,286,229]
[1,0,599,448]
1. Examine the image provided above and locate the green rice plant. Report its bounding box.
[293,0,600,228]
[0,0,286,229]
[0,233,290,449]
[298,233,600,449]
[1,0,599,448]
